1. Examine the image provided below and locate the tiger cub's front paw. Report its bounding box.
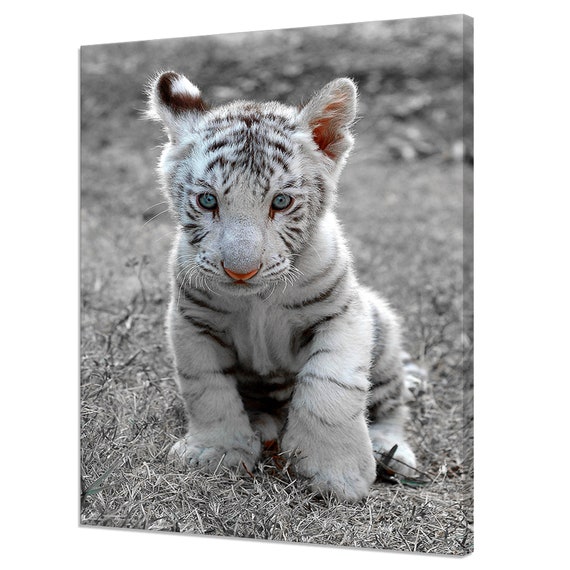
[301,455,376,502]
[168,433,261,473]
[282,430,376,501]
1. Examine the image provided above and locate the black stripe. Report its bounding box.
[198,264,218,277]
[368,396,402,419]
[202,119,231,133]
[297,297,354,350]
[264,257,286,273]
[238,378,296,396]
[305,347,333,363]
[181,313,223,334]
[205,154,230,173]
[181,288,230,314]
[259,112,295,130]
[281,178,297,190]
[178,367,235,381]
[299,372,366,393]
[369,371,401,389]
[264,163,276,180]
[259,120,291,133]
[200,330,233,349]
[260,178,272,198]
[181,313,232,349]
[221,180,235,196]
[280,228,299,248]
[278,232,295,252]
[286,202,303,216]
[230,364,295,384]
[367,378,403,412]
[240,394,290,413]
[265,138,293,157]
[269,151,290,173]
[190,229,209,245]
[283,269,346,310]
[239,114,257,128]
[185,207,202,221]
[235,370,296,412]
[206,138,232,154]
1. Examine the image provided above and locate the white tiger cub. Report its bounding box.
[147,71,417,501]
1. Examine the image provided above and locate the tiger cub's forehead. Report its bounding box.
[186,100,304,191]
[200,100,298,135]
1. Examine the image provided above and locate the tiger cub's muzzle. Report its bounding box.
[219,218,264,281]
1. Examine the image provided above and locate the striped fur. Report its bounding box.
[147,72,417,501]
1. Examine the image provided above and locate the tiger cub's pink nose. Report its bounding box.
[223,266,259,281]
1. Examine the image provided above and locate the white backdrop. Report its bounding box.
[2,0,568,568]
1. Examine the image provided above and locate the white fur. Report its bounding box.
[171,75,201,98]
[149,74,417,500]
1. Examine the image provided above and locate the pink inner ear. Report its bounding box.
[309,99,347,160]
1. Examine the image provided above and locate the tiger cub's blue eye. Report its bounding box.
[271,194,292,211]
[197,193,218,210]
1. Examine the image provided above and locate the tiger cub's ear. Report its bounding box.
[300,78,357,163]
[147,71,207,142]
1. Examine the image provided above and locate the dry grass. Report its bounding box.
[81,337,472,553]
[80,16,473,556]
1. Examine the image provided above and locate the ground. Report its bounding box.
[80,15,473,555]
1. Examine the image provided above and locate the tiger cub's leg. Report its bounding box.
[282,298,377,502]
[167,305,261,472]
[367,298,417,477]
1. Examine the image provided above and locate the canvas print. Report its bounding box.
[80,15,473,555]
